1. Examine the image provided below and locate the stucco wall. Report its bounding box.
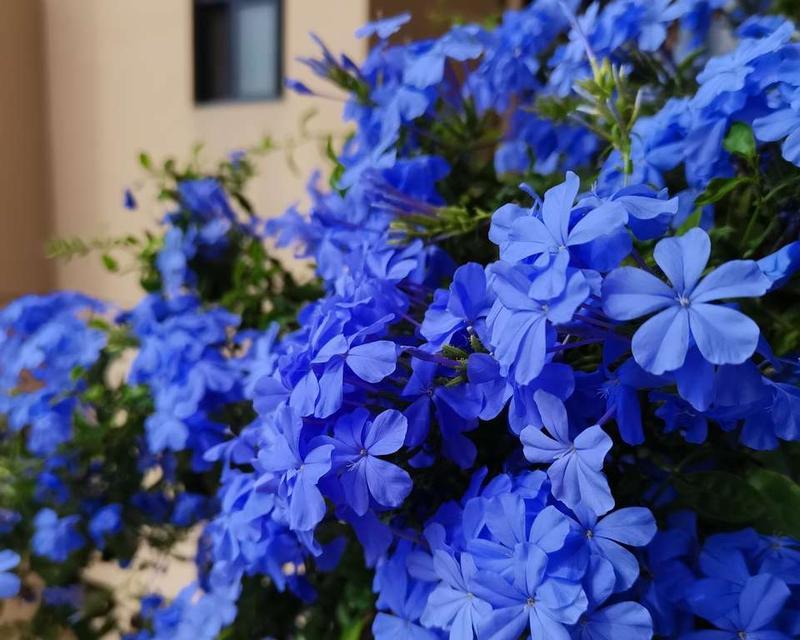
[42,0,368,306]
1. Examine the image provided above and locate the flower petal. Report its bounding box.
[602,267,674,321]
[653,228,710,293]
[504,216,555,262]
[542,171,580,244]
[533,390,570,443]
[567,201,627,246]
[365,457,412,508]
[738,574,790,631]
[364,410,407,455]
[631,306,690,374]
[346,341,397,383]
[595,507,657,546]
[691,260,770,303]
[689,304,760,366]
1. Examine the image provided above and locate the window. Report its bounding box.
[194,0,283,104]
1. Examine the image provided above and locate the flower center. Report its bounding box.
[526,596,536,608]
[676,294,691,307]
[359,448,368,457]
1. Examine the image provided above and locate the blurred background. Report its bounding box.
[0,0,513,308]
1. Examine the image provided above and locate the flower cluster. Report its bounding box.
[3,2,800,639]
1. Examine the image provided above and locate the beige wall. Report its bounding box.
[0,0,52,304]
[42,0,368,307]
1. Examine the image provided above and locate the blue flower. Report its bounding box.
[572,506,657,592]
[602,228,770,374]
[492,172,627,297]
[576,602,654,640]
[404,25,484,89]
[401,358,480,468]
[419,551,491,638]
[684,574,791,640]
[256,406,333,532]
[757,241,800,291]
[521,391,614,515]
[32,509,84,562]
[355,13,410,40]
[472,545,587,640]
[421,262,492,347]
[488,261,589,385]
[0,550,20,599]
[754,88,800,166]
[328,409,412,516]
[88,504,122,549]
[123,188,137,210]
[312,330,397,418]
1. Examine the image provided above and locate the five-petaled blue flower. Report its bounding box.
[602,228,770,374]
[328,409,412,516]
[521,390,614,515]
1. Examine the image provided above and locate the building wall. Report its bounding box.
[0,0,52,304]
[42,0,368,307]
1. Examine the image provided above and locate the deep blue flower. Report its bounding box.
[328,409,412,515]
[401,358,480,468]
[421,262,492,347]
[684,574,791,640]
[89,504,122,549]
[602,228,770,374]
[32,509,84,562]
[572,506,657,592]
[575,601,654,640]
[124,188,137,210]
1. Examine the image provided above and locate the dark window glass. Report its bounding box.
[194,0,283,104]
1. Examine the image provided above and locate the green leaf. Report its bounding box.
[695,176,749,207]
[676,207,702,234]
[747,469,800,538]
[723,122,757,159]
[340,617,368,640]
[138,151,152,169]
[101,253,119,272]
[674,470,766,524]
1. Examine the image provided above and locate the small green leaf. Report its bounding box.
[695,176,749,207]
[674,470,766,524]
[747,469,800,538]
[723,122,757,159]
[101,253,119,272]
[676,207,702,234]
[340,617,368,640]
[138,151,151,169]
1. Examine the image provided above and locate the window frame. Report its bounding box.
[193,0,284,105]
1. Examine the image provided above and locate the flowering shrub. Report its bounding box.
[3,2,800,639]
